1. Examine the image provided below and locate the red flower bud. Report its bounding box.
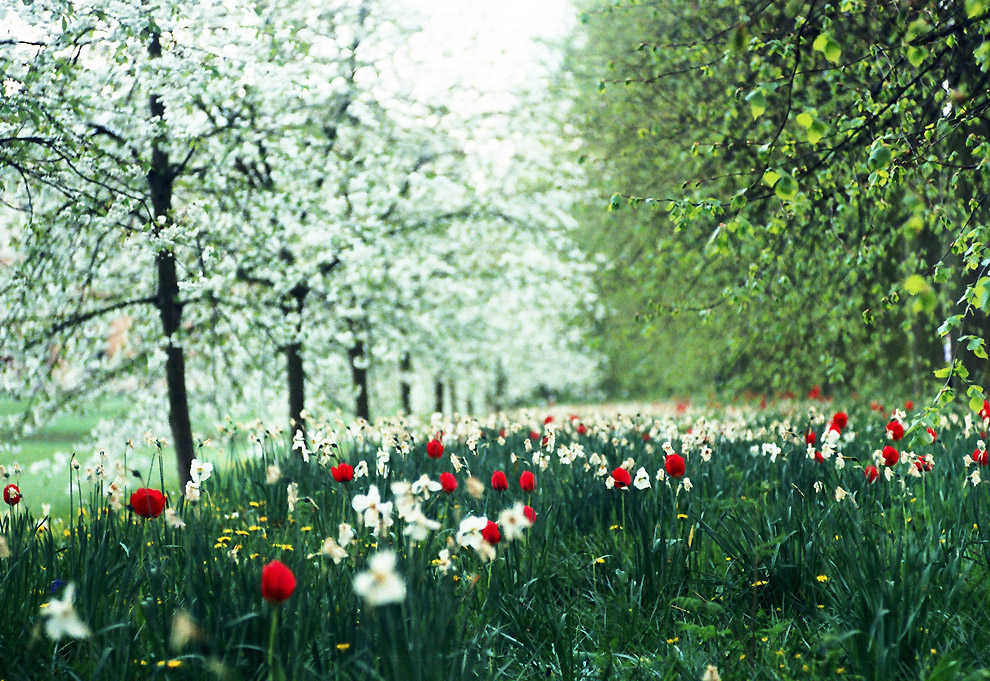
[885,420,904,441]
[543,415,554,424]
[528,430,540,441]
[426,438,444,459]
[576,423,587,436]
[261,560,296,603]
[519,471,536,492]
[129,488,166,518]
[973,449,989,467]
[881,445,899,467]
[331,463,354,483]
[3,483,21,506]
[926,427,937,443]
[481,520,500,545]
[831,412,848,431]
[806,430,816,445]
[611,467,631,488]
[440,472,457,493]
[664,453,686,478]
[523,505,536,524]
[864,465,879,483]
[490,471,508,491]
[813,451,824,464]
[904,400,914,411]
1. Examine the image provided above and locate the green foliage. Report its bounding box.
[565,0,990,405]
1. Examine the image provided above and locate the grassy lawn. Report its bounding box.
[0,397,172,519]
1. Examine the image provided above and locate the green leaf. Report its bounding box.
[808,120,826,145]
[869,144,892,171]
[746,89,767,119]
[966,0,987,18]
[903,274,930,295]
[774,172,798,201]
[762,170,781,187]
[971,395,987,413]
[814,34,842,64]
[934,366,952,379]
[796,111,814,128]
[907,45,927,67]
[608,194,622,212]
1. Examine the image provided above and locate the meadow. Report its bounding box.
[3,403,990,681]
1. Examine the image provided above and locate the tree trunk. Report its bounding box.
[148,31,195,489]
[399,353,412,414]
[286,341,305,438]
[449,380,457,414]
[348,339,370,421]
[434,378,444,414]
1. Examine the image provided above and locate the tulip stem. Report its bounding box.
[268,605,279,681]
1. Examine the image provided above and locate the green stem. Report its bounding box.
[268,605,279,681]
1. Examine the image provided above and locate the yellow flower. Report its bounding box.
[816,575,829,582]
[836,668,845,674]
[248,525,262,532]
[677,513,688,519]
[300,526,313,532]
[167,660,182,668]
[595,557,606,565]
[666,637,679,644]
[752,580,768,587]
[336,643,351,652]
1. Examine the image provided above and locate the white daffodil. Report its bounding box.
[352,485,393,533]
[316,536,349,564]
[189,458,213,484]
[353,551,406,606]
[410,474,442,499]
[265,465,281,485]
[184,481,201,502]
[338,523,355,546]
[433,548,455,574]
[498,503,533,541]
[41,583,91,641]
[164,508,186,529]
[456,515,489,550]
[633,467,651,490]
[401,508,441,541]
[287,483,300,513]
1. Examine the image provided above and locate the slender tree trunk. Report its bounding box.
[399,353,412,414]
[284,284,308,438]
[434,378,444,414]
[286,341,305,437]
[148,31,195,489]
[449,381,457,414]
[348,339,370,421]
[494,360,507,412]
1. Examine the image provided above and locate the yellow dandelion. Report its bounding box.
[666,637,679,644]
[167,660,182,668]
[676,513,688,519]
[336,643,351,652]
[752,580,768,587]
[816,575,829,582]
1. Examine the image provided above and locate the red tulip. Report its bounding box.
[813,451,824,464]
[905,400,914,411]
[576,423,587,436]
[664,454,686,478]
[498,429,506,438]
[973,448,989,466]
[642,432,651,442]
[980,399,990,422]
[130,488,166,518]
[611,467,631,488]
[544,415,554,424]
[864,465,879,483]
[440,472,457,493]
[523,505,536,524]
[885,420,904,441]
[806,430,816,445]
[926,427,937,443]
[261,560,296,603]
[426,438,444,459]
[331,463,353,483]
[914,457,933,472]
[481,520,500,545]
[881,445,899,467]
[831,412,848,431]
[3,483,21,506]
[808,385,822,400]
[519,471,536,492]
[490,471,508,491]
[528,430,540,441]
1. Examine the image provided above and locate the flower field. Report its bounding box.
[4,404,990,681]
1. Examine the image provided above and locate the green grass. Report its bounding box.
[2,406,990,680]
[0,398,170,518]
